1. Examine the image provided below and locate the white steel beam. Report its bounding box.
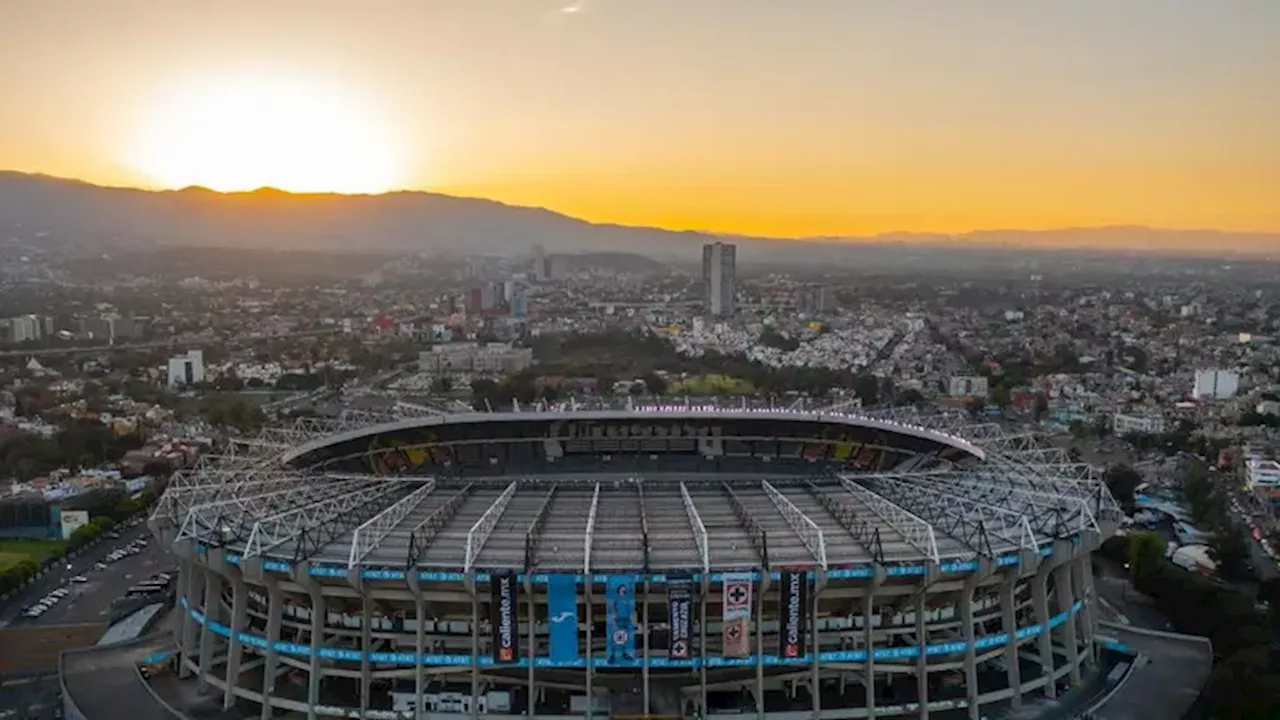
[854,473,1039,555]
[761,480,828,570]
[348,480,437,569]
[838,476,941,564]
[679,481,710,575]
[243,480,411,559]
[464,480,519,573]
[583,482,601,574]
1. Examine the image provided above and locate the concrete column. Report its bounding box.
[864,566,885,719]
[643,577,652,717]
[584,579,594,718]
[914,593,929,720]
[810,571,825,720]
[259,576,283,720]
[1071,556,1094,668]
[198,567,223,692]
[863,593,877,717]
[179,557,202,679]
[699,574,709,720]
[1031,570,1056,699]
[756,572,769,720]
[525,575,536,720]
[960,577,979,720]
[415,596,426,720]
[1054,563,1081,686]
[223,571,248,710]
[469,577,480,720]
[999,573,1022,709]
[406,570,425,720]
[307,585,326,720]
[360,594,373,719]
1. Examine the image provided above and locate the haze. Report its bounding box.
[1,0,1277,239]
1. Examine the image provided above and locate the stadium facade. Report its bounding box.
[149,401,1123,720]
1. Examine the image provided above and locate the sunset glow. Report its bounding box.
[0,0,1275,237]
[130,74,401,194]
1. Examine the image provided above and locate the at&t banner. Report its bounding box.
[490,571,519,664]
[721,572,752,658]
[605,575,637,664]
[547,574,579,663]
[778,570,808,658]
[667,575,694,660]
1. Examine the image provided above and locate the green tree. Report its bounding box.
[1104,464,1144,514]
[1128,531,1167,583]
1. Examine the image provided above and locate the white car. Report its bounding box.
[70,576,88,583]
[50,588,69,597]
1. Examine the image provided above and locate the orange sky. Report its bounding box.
[1,0,1277,237]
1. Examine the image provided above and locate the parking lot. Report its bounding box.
[0,521,172,629]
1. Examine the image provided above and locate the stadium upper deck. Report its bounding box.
[152,401,1120,577]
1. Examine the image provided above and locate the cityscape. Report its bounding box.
[1,3,1278,720]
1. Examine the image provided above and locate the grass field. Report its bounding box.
[0,539,66,571]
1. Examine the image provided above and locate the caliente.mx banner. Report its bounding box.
[490,571,519,664]
[778,570,808,658]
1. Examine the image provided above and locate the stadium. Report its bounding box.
[148,401,1123,719]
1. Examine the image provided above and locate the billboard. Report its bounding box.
[778,570,808,658]
[60,510,90,540]
[605,575,637,664]
[667,575,694,660]
[721,573,752,658]
[490,572,519,664]
[547,574,579,663]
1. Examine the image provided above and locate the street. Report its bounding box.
[0,522,171,629]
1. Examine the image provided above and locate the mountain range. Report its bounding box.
[1,171,1275,262]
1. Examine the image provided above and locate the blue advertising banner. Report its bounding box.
[548,574,579,663]
[606,575,637,665]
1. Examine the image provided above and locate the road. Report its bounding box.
[0,327,340,358]
[0,522,172,628]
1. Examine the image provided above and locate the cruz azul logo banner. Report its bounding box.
[667,575,694,660]
[605,575,637,664]
[490,572,519,664]
[778,570,808,658]
[547,574,579,663]
[721,573,753,658]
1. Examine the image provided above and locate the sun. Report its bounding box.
[131,72,402,194]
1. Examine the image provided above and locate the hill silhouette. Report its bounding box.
[0,171,1275,260]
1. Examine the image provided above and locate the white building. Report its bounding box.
[1245,458,1280,491]
[948,376,989,399]
[419,343,532,375]
[1113,412,1166,436]
[167,350,206,389]
[1193,370,1239,400]
[702,242,736,317]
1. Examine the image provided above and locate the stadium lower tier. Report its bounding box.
[172,541,1099,720]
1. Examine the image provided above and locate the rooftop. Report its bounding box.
[152,404,1122,574]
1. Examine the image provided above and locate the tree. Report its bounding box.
[1104,464,1143,515]
[640,372,668,396]
[1128,531,1167,583]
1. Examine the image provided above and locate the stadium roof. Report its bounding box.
[151,401,1122,574]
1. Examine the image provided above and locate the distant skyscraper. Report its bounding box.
[701,242,736,316]
[533,245,549,281]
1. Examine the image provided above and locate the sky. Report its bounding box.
[0,0,1277,238]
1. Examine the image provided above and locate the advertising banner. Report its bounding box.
[778,570,808,658]
[605,575,637,665]
[667,575,694,660]
[721,572,753,658]
[547,574,579,663]
[59,510,89,540]
[490,572,519,664]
